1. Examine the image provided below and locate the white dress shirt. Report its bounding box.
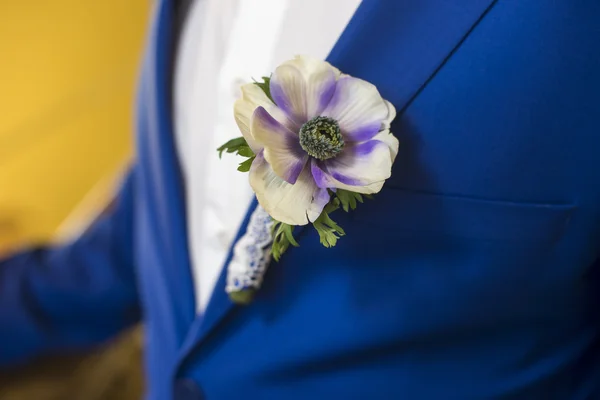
[174,0,362,313]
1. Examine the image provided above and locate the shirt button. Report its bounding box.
[173,378,205,400]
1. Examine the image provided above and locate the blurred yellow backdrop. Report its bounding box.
[0,1,151,247]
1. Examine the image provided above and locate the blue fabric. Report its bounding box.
[0,170,140,366]
[2,0,600,398]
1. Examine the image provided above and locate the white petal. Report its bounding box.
[308,187,331,223]
[251,107,308,184]
[382,100,397,130]
[234,83,294,153]
[321,76,389,143]
[306,67,337,120]
[250,153,329,226]
[233,84,271,153]
[283,55,341,80]
[270,56,338,123]
[270,65,307,124]
[372,129,399,161]
[311,139,394,194]
[311,162,383,195]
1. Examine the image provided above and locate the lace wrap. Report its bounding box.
[226,205,274,294]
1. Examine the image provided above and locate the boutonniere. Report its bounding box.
[219,55,398,303]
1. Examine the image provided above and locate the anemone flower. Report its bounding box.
[234,55,398,226]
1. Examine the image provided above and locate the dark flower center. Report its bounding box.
[298,116,344,160]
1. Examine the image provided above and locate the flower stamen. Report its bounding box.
[299,116,344,160]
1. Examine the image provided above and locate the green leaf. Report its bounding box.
[217,136,253,159]
[229,288,256,305]
[237,156,255,172]
[308,189,375,248]
[217,136,256,174]
[282,225,299,247]
[335,189,365,212]
[253,76,274,103]
[237,147,255,158]
[271,219,299,262]
[312,200,346,248]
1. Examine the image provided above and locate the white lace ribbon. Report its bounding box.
[226,205,274,294]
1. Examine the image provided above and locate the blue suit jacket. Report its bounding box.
[2,0,600,398]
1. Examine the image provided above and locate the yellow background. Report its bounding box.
[0,2,151,399]
[0,1,151,248]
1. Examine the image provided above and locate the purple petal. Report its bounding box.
[309,187,331,223]
[353,139,382,157]
[270,65,305,123]
[282,153,309,184]
[321,76,388,143]
[310,139,393,194]
[306,69,337,119]
[311,160,329,189]
[311,158,364,187]
[342,124,382,143]
[329,172,364,186]
[252,107,308,184]
[270,62,337,124]
[250,156,325,226]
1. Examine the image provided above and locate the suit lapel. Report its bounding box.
[140,0,197,340]
[178,199,259,362]
[328,0,499,111]
[175,0,499,360]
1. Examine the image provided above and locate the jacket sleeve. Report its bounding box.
[0,168,141,367]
